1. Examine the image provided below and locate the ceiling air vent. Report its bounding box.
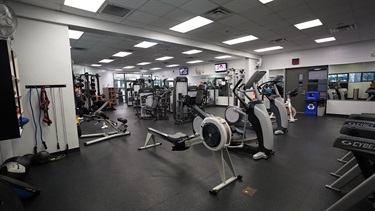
[270,38,288,44]
[329,24,357,33]
[204,7,232,21]
[100,4,132,17]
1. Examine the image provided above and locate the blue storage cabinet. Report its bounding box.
[305,91,320,116]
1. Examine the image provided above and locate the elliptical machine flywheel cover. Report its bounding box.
[200,116,232,151]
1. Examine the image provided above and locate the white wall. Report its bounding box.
[262,40,375,70]
[0,18,79,161]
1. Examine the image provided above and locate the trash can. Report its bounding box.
[305,91,320,116]
[353,88,359,100]
[317,99,326,116]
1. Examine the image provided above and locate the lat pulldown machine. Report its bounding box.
[138,105,242,194]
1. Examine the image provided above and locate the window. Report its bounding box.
[362,72,375,82]
[349,73,362,82]
[328,74,337,82]
[337,73,348,82]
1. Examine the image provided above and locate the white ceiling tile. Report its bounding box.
[148,17,179,29]
[208,0,232,5]
[138,1,176,17]
[222,0,261,13]
[240,5,273,20]
[266,0,305,12]
[107,0,148,9]
[126,11,159,24]
[264,20,291,30]
[180,0,219,15]
[276,4,313,19]
[94,13,123,23]
[159,0,190,7]
[349,0,375,9]
[218,15,249,26]
[163,8,195,23]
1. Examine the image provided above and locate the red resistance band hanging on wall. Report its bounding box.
[40,86,52,125]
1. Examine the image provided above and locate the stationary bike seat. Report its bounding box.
[117,118,128,124]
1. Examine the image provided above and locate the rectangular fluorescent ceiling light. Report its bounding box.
[91,64,101,67]
[64,0,105,12]
[68,30,84,39]
[215,55,232,59]
[150,68,161,70]
[166,64,179,67]
[259,0,273,4]
[182,49,202,54]
[123,66,134,69]
[134,41,157,48]
[115,69,122,71]
[169,16,213,33]
[223,35,258,45]
[155,56,174,61]
[99,59,114,63]
[113,51,132,57]
[294,19,323,30]
[315,37,336,43]
[137,62,151,65]
[187,60,203,64]
[254,46,283,52]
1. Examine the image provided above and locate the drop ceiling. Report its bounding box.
[8,0,375,73]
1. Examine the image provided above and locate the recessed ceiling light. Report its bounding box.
[155,56,174,61]
[123,66,135,69]
[182,49,202,54]
[223,35,258,45]
[166,64,179,67]
[254,46,283,52]
[169,16,213,33]
[64,0,105,12]
[259,0,273,4]
[215,55,232,59]
[68,29,84,39]
[134,41,157,48]
[99,59,114,63]
[315,37,336,43]
[187,60,203,64]
[115,69,122,71]
[150,67,161,70]
[91,64,101,67]
[113,51,132,57]
[140,70,148,73]
[294,19,323,30]
[137,62,151,65]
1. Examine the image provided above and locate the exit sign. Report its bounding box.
[292,58,299,65]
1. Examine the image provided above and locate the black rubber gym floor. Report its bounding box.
[23,104,374,211]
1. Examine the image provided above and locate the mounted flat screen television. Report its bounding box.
[179,67,188,75]
[215,63,228,73]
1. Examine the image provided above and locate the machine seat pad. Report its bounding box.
[167,132,189,143]
[348,113,375,122]
[334,135,375,157]
[117,118,128,124]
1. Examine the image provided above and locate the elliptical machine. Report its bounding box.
[257,75,288,135]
